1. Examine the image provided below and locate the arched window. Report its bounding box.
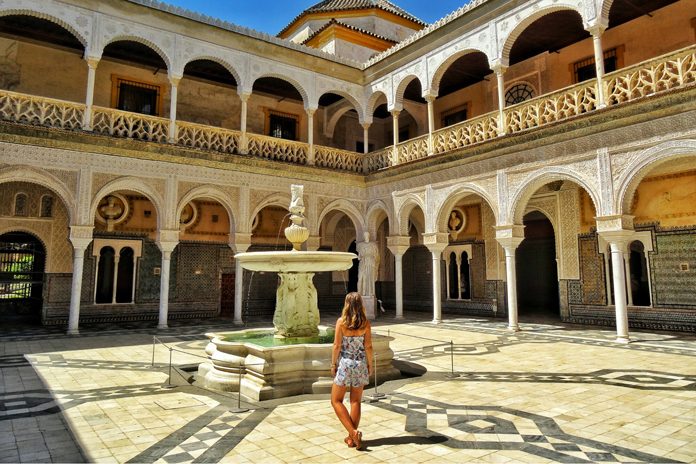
[40,195,54,218]
[448,252,458,299]
[505,83,535,106]
[93,240,142,304]
[443,245,473,300]
[116,247,135,303]
[629,241,651,307]
[460,251,471,300]
[14,193,28,216]
[95,247,115,304]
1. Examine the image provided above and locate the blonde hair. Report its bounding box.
[341,292,367,330]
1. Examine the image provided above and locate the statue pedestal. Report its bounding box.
[363,295,376,320]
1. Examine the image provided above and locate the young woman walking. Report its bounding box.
[330,292,373,450]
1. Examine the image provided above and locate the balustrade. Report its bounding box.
[605,46,695,105]
[0,90,84,130]
[92,107,169,143]
[365,147,393,172]
[314,145,364,173]
[177,121,240,154]
[396,134,429,163]
[246,133,308,165]
[432,114,499,155]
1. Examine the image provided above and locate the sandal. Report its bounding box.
[344,436,356,448]
[351,430,363,450]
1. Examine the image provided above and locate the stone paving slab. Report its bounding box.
[1,315,695,462]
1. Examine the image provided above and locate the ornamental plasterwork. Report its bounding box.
[247,58,313,107]
[426,28,490,93]
[0,0,93,47]
[176,37,247,87]
[558,188,581,280]
[596,147,615,217]
[392,61,426,106]
[392,190,426,235]
[481,205,500,280]
[313,75,363,114]
[45,169,78,196]
[315,197,366,237]
[0,219,54,268]
[365,199,394,236]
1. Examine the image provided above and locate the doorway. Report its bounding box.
[515,211,559,317]
[0,232,46,324]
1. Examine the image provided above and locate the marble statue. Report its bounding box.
[357,231,379,297]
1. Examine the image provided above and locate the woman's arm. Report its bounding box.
[331,318,342,377]
[364,321,374,376]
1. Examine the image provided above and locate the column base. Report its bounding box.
[157,324,168,330]
[432,318,441,324]
[395,314,404,320]
[233,319,244,326]
[66,329,79,336]
[508,324,520,332]
[615,336,630,344]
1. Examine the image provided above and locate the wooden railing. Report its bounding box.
[92,107,169,143]
[246,132,308,165]
[0,45,692,174]
[396,134,429,163]
[177,121,240,154]
[314,145,364,173]
[0,90,84,130]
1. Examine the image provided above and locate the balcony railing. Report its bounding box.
[0,89,83,130]
[0,45,692,175]
[314,145,365,173]
[177,121,240,154]
[92,107,169,143]
[397,134,430,163]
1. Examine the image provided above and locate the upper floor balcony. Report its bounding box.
[0,0,693,175]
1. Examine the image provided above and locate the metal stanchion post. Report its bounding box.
[445,340,457,379]
[151,336,156,368]
[365,352,386,402]
[230,360,249,413]
[163,346,175,388]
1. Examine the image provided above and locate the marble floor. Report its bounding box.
[1,314,695,463]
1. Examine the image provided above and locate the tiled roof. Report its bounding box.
[302,18,397,46]
[278,0,426,37]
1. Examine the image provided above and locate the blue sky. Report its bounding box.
[162,1,468,35]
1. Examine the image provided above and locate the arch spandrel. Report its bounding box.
[176,185,238,236]
[248,65,312,109]
[432,184,499,234]
[394,193,426,236]
[428,46,492,94]
[98,18,175,70]
[366,200,394,237]
[179,54,244,90]
[315,199,365,238]
[248,192,291,233]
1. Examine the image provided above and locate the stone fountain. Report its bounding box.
[197,185,400,400]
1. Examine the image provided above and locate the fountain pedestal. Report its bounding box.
[273,272,319,338]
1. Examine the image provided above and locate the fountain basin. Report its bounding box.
[197,327,401,401]
[234,251,355,273]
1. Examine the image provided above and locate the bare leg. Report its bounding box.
[349,386,364,429]
[331,383,357,436]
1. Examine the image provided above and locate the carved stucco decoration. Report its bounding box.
[481,204,501,280]
[613,139,696,215]
[89,176,166,230]
[314,75,364,117]
[429,180,499,234]
[392,61,427,108]
[247,58,313,108]
[248,189,291,232]
[426,27,491,94]
[176,37,247,89]
[176,184,239,233]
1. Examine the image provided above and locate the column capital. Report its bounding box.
[238,91,252,102]
[305,107,317,117]
[387,235,410,256]
[422,232,449,254]
[233,232,252,253]
[69,225,94,250]
[168,75,182,87]
[390,109,402,117]
[598,229,635,248]
[585,20,608,37]
[595,215,634,233]
[360,121,372,130]
[490,62,508,75]
[85,56,100,69]
[157,229,180,253]
[423,91,438,102]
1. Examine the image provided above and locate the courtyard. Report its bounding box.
[1,315,695,463]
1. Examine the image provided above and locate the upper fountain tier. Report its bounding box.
[234,250,355,273]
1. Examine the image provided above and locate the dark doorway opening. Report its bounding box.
[629,241,651,306]
[347,240,358,293]
[0,232,46,324]
[220,272,235,317]
[516,211,559,318]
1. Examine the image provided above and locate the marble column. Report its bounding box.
[623,253,633,306]
[502,244,520,331]
[391,110,400,166]
[362,123,370,154]
[425,95,436,155]
[157,241,178,329]
[494,66,508,135]
[168,76,181,143]
[387,237,409,321]
[430,250,443,323]
[239,92,250,154]
[67,244,87,335]
[609,239,631,342]
[82,57,99,130]
[233,242,250,325]
[306,108,316,166]
[589,26,607,108]
[112,255,120,304]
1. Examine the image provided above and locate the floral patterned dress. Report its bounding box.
[334,335,369,387]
